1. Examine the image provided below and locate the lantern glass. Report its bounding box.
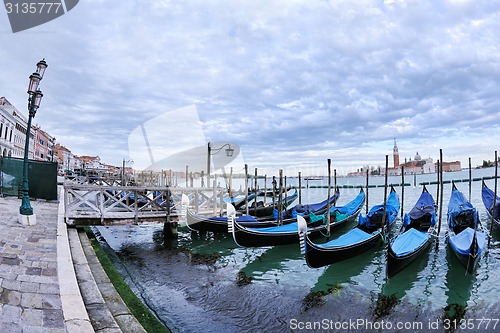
[28,72,42,94]
[36,59,48,78]
[33,90,43,108]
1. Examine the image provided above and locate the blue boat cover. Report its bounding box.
[482,183,500,219]
[309,190,365,224]
[223,193,256,204]
[209,214,258,222]
[391,228,429,257]
[359,190,400,228]
[246,222,299,233]
[278,190,339,219]
[449,227,487,256]
[447,188,478,229]
[403,190,436,228]
[319,227,376,248]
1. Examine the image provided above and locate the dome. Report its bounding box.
[414,152,421,161]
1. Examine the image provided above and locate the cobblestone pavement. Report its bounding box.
[0,197,66,333]
[0,193,151,333]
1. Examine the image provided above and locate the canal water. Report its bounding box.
[96,168,500,332]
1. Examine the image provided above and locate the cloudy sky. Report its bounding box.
[2,0,500,176]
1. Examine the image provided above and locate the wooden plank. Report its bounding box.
[64,184,227,226]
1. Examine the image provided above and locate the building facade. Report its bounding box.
[1,96,58,162]
[54,143,80,172]
[0,97,17,157]
[1,97,37,159]
[34,125,56,161]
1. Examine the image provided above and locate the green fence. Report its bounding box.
[0,157,58,201]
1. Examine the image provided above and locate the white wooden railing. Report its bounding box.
[63,183,227,225]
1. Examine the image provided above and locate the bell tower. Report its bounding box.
[393,138,399,167]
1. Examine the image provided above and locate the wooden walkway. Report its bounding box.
[63,183,227,226]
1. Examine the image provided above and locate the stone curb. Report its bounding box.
[56,187,94,332]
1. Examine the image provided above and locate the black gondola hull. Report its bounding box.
[304,231,382,269]
[232,223,325,247]
[449,231,480,274]
[386,237,432,278]
[232,208,361,247]
[453,251,480,275]
[186,209,280,233]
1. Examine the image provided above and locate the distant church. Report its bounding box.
[387,139,461,176]
[387,139,462,176]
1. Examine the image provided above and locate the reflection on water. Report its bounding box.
[312,249,376,293]
[382,241,434,300]
[96,168,500,332]
[445,246,476,308]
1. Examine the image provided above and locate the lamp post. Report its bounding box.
[19,59,47,219]
[121,158,134,185]
[206,142,234,186]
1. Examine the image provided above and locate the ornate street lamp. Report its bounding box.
[121,158,134,185]
[19,59,47,218]
[206,142,234,183]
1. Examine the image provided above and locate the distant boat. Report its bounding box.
[447,183,487,274]
[304,176,323,181]
[481,181,500,229]
[387,185,436,278]
[298,186,400,268]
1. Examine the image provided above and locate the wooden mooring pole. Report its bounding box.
[254,168,258,216]
[278,170,284,225]
[298,172,302,204]
[489,151,498,247]
[334,168,337,206]
[401,165,405,219]
[437,149,444,237]
[381,155,389,241]
[365,169,369,213]
[245,164,249,216]
[469,157,472,202]
[163,187,178,241]
[326,159,332,236]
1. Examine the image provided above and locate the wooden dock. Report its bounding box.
[63,183,227,226]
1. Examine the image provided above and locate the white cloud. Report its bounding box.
[3,0,500,175]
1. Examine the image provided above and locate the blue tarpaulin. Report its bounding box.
[309,190,365,224]
[482,183,500,219]
[391,228,429,257]
[403,190,436,228]
[319,227,375,248]
[246,222,299,233]
[449,227,487,256]
[447,188,478,230]
[359,189,400,228]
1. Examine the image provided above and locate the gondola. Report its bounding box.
[387,185,436,278]
[279,188,340,220]
[237,188,299,218]
[187,189,340,233]
[230,188,365,247]
[298,186,400,268]
[186,207,279,233]
[223,192,257,209]
[447,183,487,274]
[481,180,500,228]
